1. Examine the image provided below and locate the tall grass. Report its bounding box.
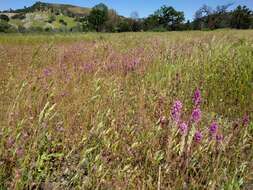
[0,30,253,189]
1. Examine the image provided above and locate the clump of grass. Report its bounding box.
[0,30,253,189]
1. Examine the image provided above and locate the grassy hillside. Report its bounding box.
[0,2,92,32]
[9,2,90,16]
[6,12,78,31]
[0,30,253,189]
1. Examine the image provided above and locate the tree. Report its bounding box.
[231,5,252,29]
[104,9,121,32]
[117,20,131,32]
[212,3,233,29]
[88,3,109,32]
[143,14,161,31]
[0,14,9,22]
[154,6,185,30]
[193,5,213,29]
[129,11,142,32]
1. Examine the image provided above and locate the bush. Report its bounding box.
[59,19,67,26]
[11,13,26,20]
[0,20,16,32]
[48,15,56,23]
[18,25,26,33]
[0,14,9,22]
[117,20,131,32]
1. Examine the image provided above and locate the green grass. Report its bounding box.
[0,30,253,189]
[9,19,23,27]
[53,15,78,29]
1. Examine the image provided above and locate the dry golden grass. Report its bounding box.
[0,30,253,189]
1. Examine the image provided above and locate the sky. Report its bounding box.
[0,0,253,20]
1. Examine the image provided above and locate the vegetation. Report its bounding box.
[0,30,253,189]
[0,2,252,33]
[88,3,109,32]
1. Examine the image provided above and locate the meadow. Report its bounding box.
[0,30,253,189]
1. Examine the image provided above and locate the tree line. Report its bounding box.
[0,2,253,33]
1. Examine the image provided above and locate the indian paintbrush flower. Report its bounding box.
[209,122,218,135]
[171,100,183,123]
[193,88,201,106]
[194,131,203,143]
[191,108,202,124]
[179,122,188,135]
[242,114,249,126]
[216,134,224,143]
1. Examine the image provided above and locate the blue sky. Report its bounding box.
[1,0,253,20]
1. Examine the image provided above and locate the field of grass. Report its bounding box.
[0,30,253,189]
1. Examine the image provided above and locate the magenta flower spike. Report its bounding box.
[171,100,183,123]
[179,122,188,135]
[191,108,202,124]
[209,122,218,136]
[194,131,203,143]
[193,88,201,106]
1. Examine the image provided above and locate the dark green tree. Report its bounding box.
[143,14,161,31]
[154,6,185,30]
[231,5,252,29]
[117,20,131,32]
[88,3,109,32]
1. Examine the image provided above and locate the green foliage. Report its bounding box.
[154,6,185,30]
[117,20,131,32]
[88,3,109,32]
[231,5,252,29]
[47,15,56,23]
[11,13,26,20]
[0,2,253,33]
[0,20,16,33]
[0,14,10,22]
[59,19,67,26]
[193,4,253,30]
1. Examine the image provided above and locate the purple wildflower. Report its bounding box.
[194,131,203,143]
[209,122,218,135]
[191,108,202,123]
[216,134,223,143]
[43,68,52,77]
[171,100,183,123]
[179,122,188,135]
[242,114,249,126]
[193,88,201,106]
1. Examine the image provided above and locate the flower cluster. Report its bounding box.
[179,122,188,135]
[209,122,218,136]
[194,131,203,143]
[169,88,238,144]
[191,108,202,124]
[193,88,201,106]
[171,100,183,123]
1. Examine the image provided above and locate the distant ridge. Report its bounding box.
[1,1,91,17]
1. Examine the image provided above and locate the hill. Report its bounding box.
[0,1,123,32]
[2,1,91,16]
